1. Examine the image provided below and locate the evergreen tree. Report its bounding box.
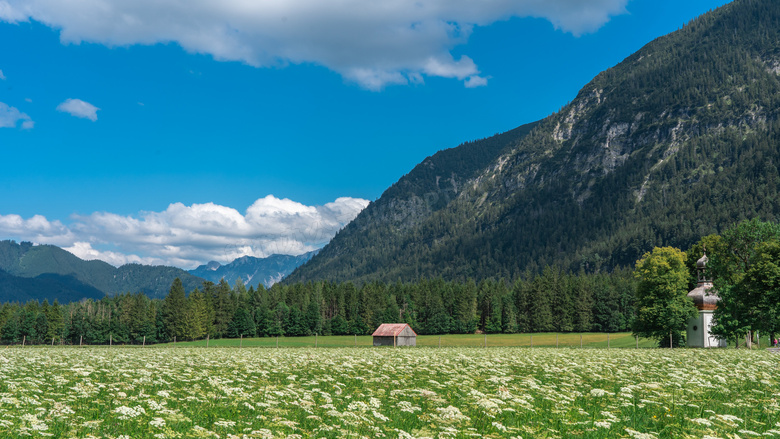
[162,278,188,340]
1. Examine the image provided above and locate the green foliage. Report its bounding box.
[0,268,639,344]
[633,247,697,346]
[709,218,780,342]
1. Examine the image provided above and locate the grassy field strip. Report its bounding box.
[0,347,778,438]
[157,332,660,349]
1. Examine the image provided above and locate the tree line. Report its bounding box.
[632,218,780,347]
[0,268,636,345]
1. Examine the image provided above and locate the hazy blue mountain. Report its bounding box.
[286,0,780,284]
[190,251,318,288]
[0,240,205,300]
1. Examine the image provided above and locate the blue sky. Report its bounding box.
[0,0,731,268]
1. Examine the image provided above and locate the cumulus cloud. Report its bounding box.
[0,69,5,80]
[0,0,628,90]
[0,102,34,129]
[56,98,99,121]
[0,195,369,269]
[464,75,489,88]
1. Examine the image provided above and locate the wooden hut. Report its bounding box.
[372,323,417,347]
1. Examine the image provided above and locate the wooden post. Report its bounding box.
[143,335,146,347]
[394,335,396,348]
[174,336,176,348]
[240,334,243,348]
[52,337,55,346]
[22,335,25,347]
[669,331,673,349]
[607,333,610,348]
[580,333,583,348]
[438,335,441,348]
[206,334,208,348]
[530,334,533,348]
[110,334,112,346]
[636,335,639,349]
[80,335,83,346]
[315,333,318,348]
[483,333,486,348]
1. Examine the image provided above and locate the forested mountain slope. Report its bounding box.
[286,0,780,284]
[0,240,204,300]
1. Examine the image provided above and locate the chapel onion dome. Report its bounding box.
[687,284,719,310]
[696,253,709,270]
[688,251,718,310]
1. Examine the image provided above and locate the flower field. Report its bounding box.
[0,347,778,438]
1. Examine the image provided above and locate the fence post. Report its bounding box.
[556,334,559,348]
[315,333,318,348]
[110,334,112,346]
[636,335,638,349]
[52,337,55,346]
[438,335,441,348]
[22,335,25,347]
[174,336,176,348]
[143,335,146,347]
[80,335,83,346]
[669,332,673,349]
[607,333,610,349]
[240,334,243,348]
[580,334,583,348]
[530,334,533,348]
[276,335,279,348]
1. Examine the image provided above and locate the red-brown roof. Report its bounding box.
[372,323,416,337]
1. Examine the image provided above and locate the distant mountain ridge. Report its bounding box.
[189,250,318,288]
[285,0,780,284]
[0,240,205,301]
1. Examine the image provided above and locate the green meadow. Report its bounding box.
[0,345,778,438]
[164,332,659,349]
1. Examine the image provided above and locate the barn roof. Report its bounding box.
[372,323,417,337]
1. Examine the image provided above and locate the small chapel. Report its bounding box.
[686,252,727,348]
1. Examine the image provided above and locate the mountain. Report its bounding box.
[286,0,780,284]
[0,268,105,304]
[189,250,318,288]
[0,240,205,300]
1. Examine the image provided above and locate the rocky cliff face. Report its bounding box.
[190,251,318,288]
[287,0,780,284]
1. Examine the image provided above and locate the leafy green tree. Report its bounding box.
[633,247,696,347]
[734,241,780,339]
[709,219,780,344]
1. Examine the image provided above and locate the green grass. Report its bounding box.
[0,347,777,438]
[161,332,659,349]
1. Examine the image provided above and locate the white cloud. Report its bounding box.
[0,101,33,129]
[0,0,628,90]
[56,98,99,121]
[0,195,369,269]
[0,69,5,80]
[464,75,489,88]
[64,242,157,267]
